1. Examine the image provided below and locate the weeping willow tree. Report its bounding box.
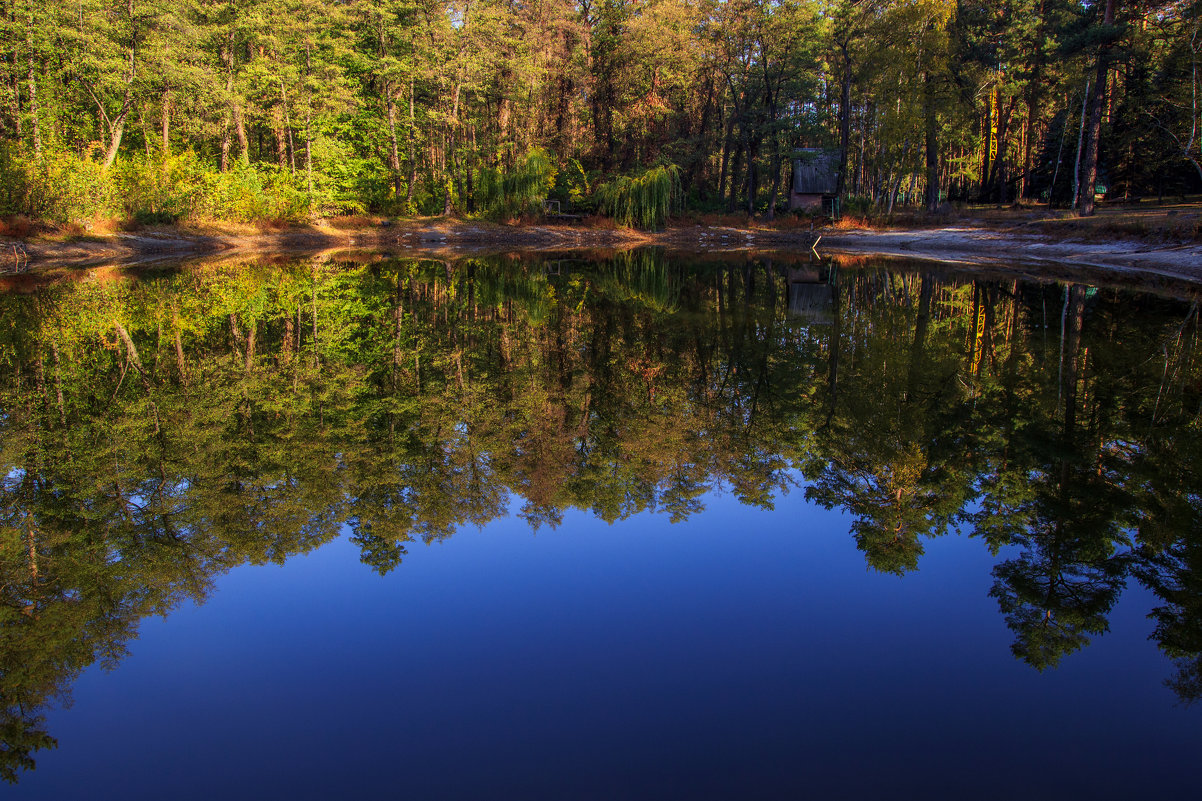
[592,250,680,313]
[476,149,557,220]
[595,164,681,230]
[473,266,556,327]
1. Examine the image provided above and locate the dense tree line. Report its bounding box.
[0,0,1199,224]
[3,252,1202,780]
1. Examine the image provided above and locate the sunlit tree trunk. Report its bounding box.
[161,85,171,154]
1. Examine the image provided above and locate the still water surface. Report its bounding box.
[1,251,1199,798]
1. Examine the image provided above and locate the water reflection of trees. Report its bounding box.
[2,253,1202,780]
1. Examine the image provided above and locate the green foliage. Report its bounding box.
[595,164,681,229]
[191,164,310,223]
[0,147,116,222]
[112,152,209,222]
[590,250,679,313]
[0,147,318,224]
[552,159,591,206]
[476,149,557,220]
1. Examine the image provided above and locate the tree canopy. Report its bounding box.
[1,0,1199,224]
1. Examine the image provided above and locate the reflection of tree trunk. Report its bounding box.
[228,314,246,361]
[906,275,933,401]
[245,320,256,373]
[1003,280,1020,375]
[50,341,65,426]
[1062,284,1086,434]
[114,321,152,391]
[826,275,842,428]
[26,520,38,583]
[392,304,403,370]
[282,316,294,363]
[312,267,320,368]
[34,345,46,410]
[174,326,187,385]
[747,313,772,429]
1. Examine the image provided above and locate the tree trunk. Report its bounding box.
[1072,80,1088,210]
[281,81,296,174]
[221,44,233,171]
[103,86,132,169]
[718,107,734,202]
[161,86,171,154]
[405,76,416,207]
[1077,0,1118,217]
[385,89,403,201]
[234,101,249,166]
[273,106,288,167]
[836,42,852,200]
[304,44,314,207]
[1081,0,1115,215]
[924,72,939,212]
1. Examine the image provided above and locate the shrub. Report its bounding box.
[0,146,117,222]
[195,164,310,223]
[114,151,209,222]
[476,148,557,219]
[595,164,681,230]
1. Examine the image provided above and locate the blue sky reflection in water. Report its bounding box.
[14,488,1197,800]
[1,252,1200,798]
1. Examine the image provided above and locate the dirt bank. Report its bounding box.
[4,219,1202,286]
[819,227,1202,284]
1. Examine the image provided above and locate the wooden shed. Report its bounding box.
[789,149,840,214]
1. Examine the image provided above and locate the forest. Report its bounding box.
[3,251,1202,779]
[1,0,1200,226]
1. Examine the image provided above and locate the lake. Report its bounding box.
[1,250,1199,799]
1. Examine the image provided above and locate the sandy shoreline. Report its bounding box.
[4,220,1201,286]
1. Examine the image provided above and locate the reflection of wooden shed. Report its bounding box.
[789,149,840,214]
[787,266,833,324]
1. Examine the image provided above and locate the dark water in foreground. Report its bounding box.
[1,251,1200,798]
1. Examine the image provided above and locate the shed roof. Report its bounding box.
[792,149,840,195]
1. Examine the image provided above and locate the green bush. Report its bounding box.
[595,164,681,230]
[842,195,874,215]
[114,152,208,222]
[195,164,310,223]
[0,147,117,222]
[476,148,557,219]
[551,158,591,208]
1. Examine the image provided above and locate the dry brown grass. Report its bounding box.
[1014,203,1202,243]
[251,217,297,232]
[326,214,382,230]
[0,215,36,238]
[830,214,875,230]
